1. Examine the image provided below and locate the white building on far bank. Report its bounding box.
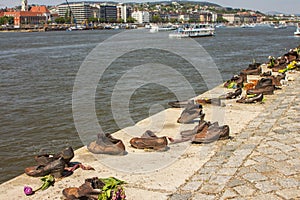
[131,11,149,24]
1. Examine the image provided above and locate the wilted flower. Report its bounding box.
[24,186,34,196]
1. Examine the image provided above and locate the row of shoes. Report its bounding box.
[232,46,300,103]
[170,100,230,143]
[25,147,74,178]
[86,47,300,155]
[87,130,169,155]
[268,50,299,72]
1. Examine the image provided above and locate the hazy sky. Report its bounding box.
[1,0,300,14]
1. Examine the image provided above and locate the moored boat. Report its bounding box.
[294,24,300,36]
[169,24,215,38]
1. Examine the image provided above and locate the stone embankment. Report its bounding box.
[0,66,299,199]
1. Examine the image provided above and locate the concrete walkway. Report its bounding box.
[0,71,299,200]
[169,73,300,200]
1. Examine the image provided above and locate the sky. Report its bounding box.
[1,0,300,14]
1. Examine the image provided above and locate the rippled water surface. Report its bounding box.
[0,27,299,183]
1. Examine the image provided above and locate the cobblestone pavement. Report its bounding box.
[169,76,300,200]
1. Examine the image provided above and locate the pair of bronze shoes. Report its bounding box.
[25,147,74,178]
[236,93,264,104]
[179,120,230,144]
[241,63,262,75]
[246,78,277,95]
[62,177,104,200]
[191,122,230,143]
[87,133,126,155]
[130,130,168,151]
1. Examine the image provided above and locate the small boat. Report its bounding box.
[240,24,256,28]
[169,24,215,38]
[294,24,300,36]
[215,23,226,28]
[274,24,287,29]
[150,24,177,32]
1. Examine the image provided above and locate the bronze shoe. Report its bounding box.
[236,93,264,104]
[62,177,103,200]
[130,130,168,151]
[192,122,230,143]
[223,73,246,88]
[87,133,126,155]
[219,88,242,99]
[255,78,273,89]
[241,66,262,75]
[195,98,221,106]
[181,121,210,140]
[177,103,203,124]
[247,85,274,95]
[168,99,194,108]
[25,157,65,178]
[35,146,74,166]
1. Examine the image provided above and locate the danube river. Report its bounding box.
[0,27,299,183]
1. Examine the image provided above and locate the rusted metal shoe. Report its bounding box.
[219,88,242,99]
[130,130,168,151]
[236,93,264,104]
[246,85,274,95]
[34,146,74,166]
[177,103,203,124]
[191,122,230,143]
[87,133,126,155]
[62,177,103,200]
[25,157,65,178]
[168,99,194,108]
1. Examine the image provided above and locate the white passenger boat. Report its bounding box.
[150,24,177,32]
[294,24,300,36]
[169,24,215,38]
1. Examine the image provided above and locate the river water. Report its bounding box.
[0,27,299,184]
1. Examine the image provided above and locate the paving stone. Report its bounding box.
[256,146,281,155]
[224,156,245,168]
[227,178,247,188]
[287,158,300,166]
[276,188,300,199]
[199,184,225,194]
[205,160,225,167]
[285,150,300,158]
[220,189,238,200]
[181,181,203,191]
[236,166,257,176]
[253,164,274,173]
[244,159,257,167]
[266,141,295,152]
[217,167,238,176]
[276,165,298,176]
[191,173,212,182]
[168,193,192,200]
[252,193,282,200]
[191,193,216,200]
[266,153,289,161]
[233,185,255,197]
[254,181,280,193]
[237,132,253,139]
[209,175,231,185]
[251,155,272,163]
[233,149,253,159]
[242,172,267,183]
[279,178,300,188]
[272,127,287,134]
